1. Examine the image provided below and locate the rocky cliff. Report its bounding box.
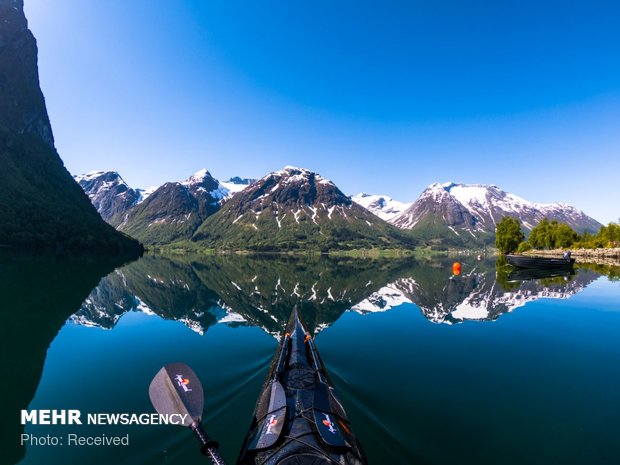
[0,0,141,252]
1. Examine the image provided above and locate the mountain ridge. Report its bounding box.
[76,167,602,250]
[77,169,255,245]
[191,166,416,251]
[388,182,601,246]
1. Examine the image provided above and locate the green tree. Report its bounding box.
[574,222,620,249]
[516,241,532,253]
[599,223,620,247]
[554,223,579,248]
[496,216,525,254]
[527,218,578,249]
[528,218,551,248]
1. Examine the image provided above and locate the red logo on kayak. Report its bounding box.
[174,374,193,392]
[322,414,337,434]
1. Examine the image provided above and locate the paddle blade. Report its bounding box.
[313,382,348,448]
[248,380,287,450]
[149,362,204,427]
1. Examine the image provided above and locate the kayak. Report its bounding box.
[237,307,368,465]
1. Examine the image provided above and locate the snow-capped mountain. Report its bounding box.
[75,171,142,222]
[191,166,414,250]
[391,182,601,243]
[76,168,258,244]
[351,193,411,221]
[179,168,230,202]
[116,169,228,244]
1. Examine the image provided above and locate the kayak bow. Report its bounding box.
[237,306,367,465]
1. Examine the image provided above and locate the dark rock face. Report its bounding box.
[0,0,141,252]
[75,171,142,222]
[0,0,53,147]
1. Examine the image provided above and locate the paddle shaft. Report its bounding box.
[305,333,350,448]
[274,333,291,379]
[191,422,227,465]
[305,334,327,384]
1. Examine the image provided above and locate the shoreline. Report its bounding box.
[525,248,620,266]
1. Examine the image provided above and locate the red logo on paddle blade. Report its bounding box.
[265,414,278,434]
[174,374,193,392]
[322,414,337,434]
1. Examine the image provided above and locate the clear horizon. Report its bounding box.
[25,0,620,224]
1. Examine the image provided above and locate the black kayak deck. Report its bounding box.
[237,307,367,465]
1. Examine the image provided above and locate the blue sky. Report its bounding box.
[25,0,620,223]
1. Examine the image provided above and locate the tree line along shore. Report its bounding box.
[495,217,620,256]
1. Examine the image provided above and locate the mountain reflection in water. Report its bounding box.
[73,255,601,336]
[13,254,620,465]
[1,252,137,465]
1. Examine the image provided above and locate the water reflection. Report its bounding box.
[73,255,603,336]
[73,255,414,336]
[11,254,619,465]
[506,267,574,281]
[0,253,135,465]
[358,260,600,324]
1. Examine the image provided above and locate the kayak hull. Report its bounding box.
[237,307,367,465]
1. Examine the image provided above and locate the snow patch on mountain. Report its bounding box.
[351,193,411,221]
[136,186,157,204]
[75,170,110,183]
[222,182,246,193]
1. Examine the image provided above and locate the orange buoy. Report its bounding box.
[452,261,462,275]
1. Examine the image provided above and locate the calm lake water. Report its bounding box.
[6,254,620,465]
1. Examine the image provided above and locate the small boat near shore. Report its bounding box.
[506,254,575,270]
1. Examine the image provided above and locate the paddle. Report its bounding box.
[248,379,287,450]
[248,333,290,451]
[305,335,349,448]
[149,362,227,465]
